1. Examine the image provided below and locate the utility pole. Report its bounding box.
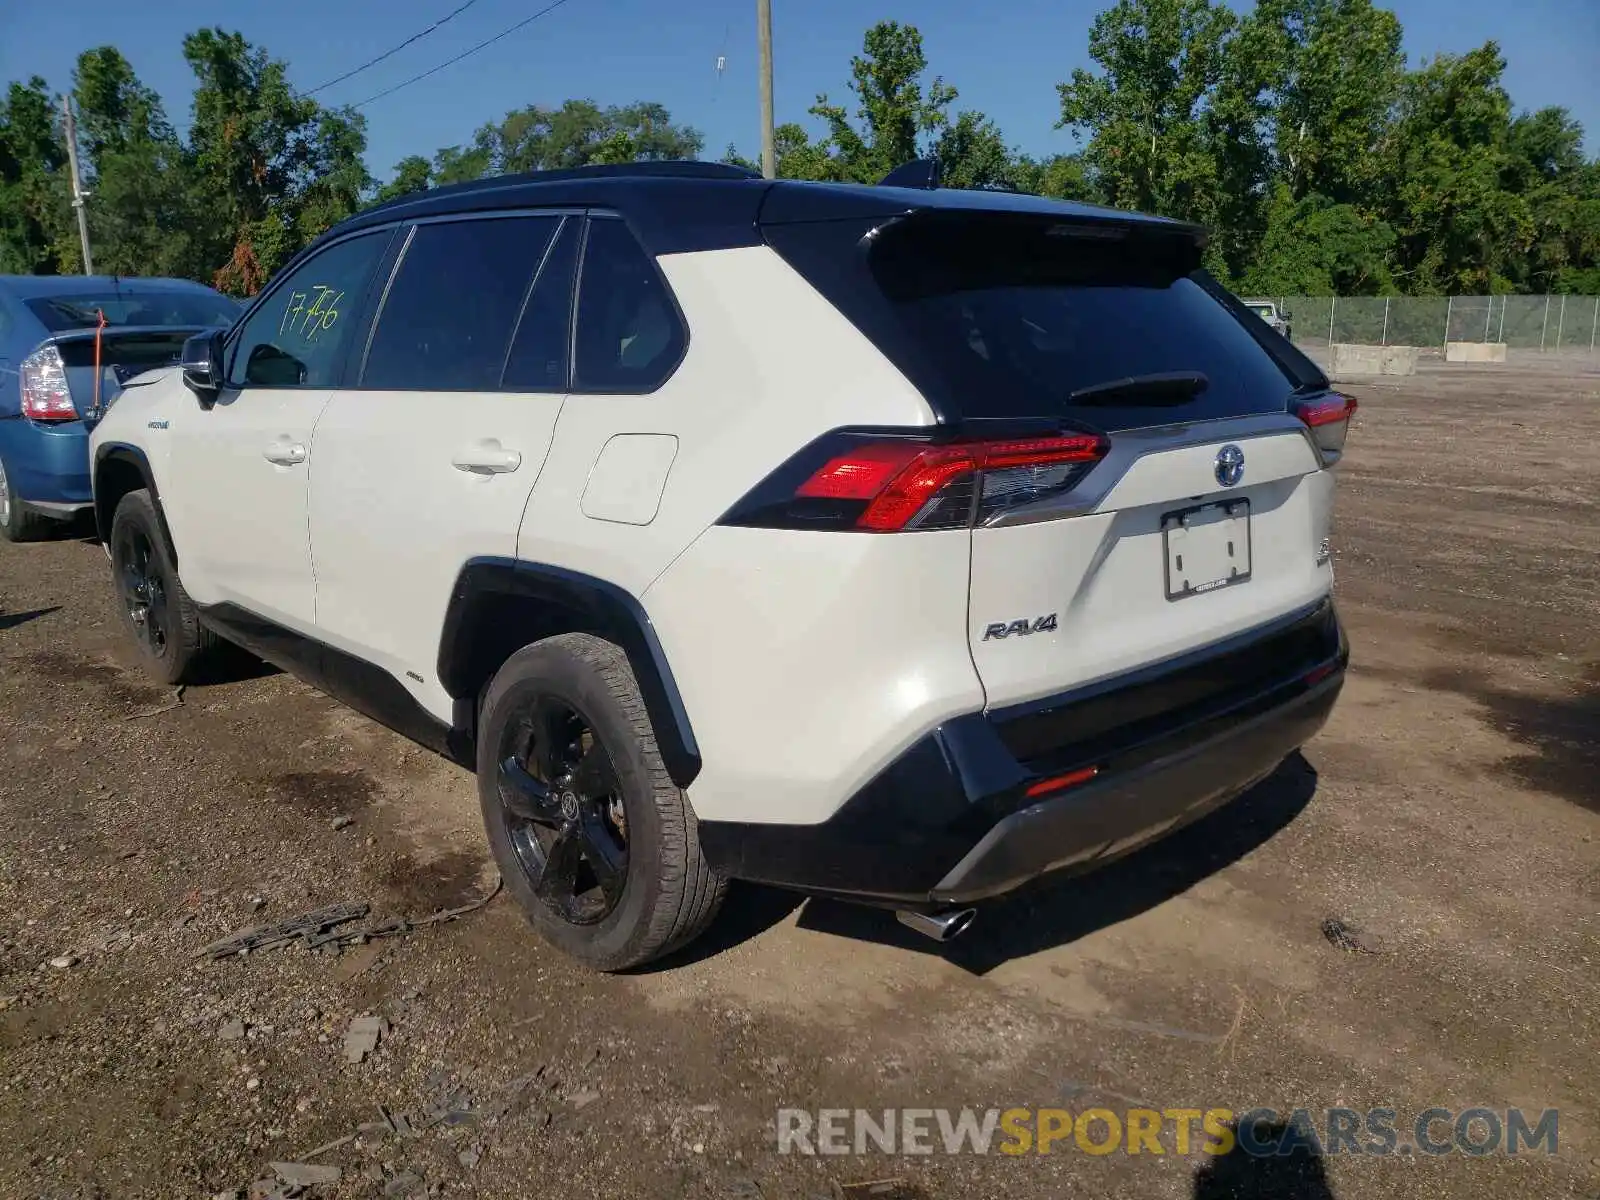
[61,94,94,275]
[757,0,775,179]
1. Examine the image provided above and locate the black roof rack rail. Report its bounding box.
[363,159,763,219]
[878,158,942,189]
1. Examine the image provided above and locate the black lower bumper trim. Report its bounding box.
[932,674,1339,902]
[697,599,1346,907]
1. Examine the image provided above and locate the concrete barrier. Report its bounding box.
[1445,341,1508,363]
[1328,343,1419,379]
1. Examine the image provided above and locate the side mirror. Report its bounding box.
[180,329,226,407]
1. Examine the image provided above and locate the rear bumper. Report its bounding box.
[0,418,92,505]
[698,597,1346,907]
[932,672,1338,902]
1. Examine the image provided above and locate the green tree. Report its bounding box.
[1243,183,1396,293]
[431,142,493,186]
[1010,153,1100,201]
[1383,43,1531,293]
[809,21,957,182]
[1502,107,1600,292]
[430,99,703,181]
[1247,0,1405,207]
[719,144,759,173]
[183,28,370,294]
[0,77,71,274]
[71,47,204,279]
[773,123,843,180]
[934,110,1014,190]
[1056,0,1237,223]
[375,154,434,203]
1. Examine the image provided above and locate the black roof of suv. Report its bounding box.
[335,160,1203,258]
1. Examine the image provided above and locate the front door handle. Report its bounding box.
[263,440,307,466]
[452,439,522,475]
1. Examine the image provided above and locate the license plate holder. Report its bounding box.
[1162,500,1252,600]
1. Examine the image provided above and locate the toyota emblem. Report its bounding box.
[1215,444,1245,488]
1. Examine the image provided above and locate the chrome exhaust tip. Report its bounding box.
[896,907,977,943]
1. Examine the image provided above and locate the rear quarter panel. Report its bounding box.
[515,243,935,595]
[515,244,964,826]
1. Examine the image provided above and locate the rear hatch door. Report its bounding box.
[875,212,1333,708]
[765,206,1337,712]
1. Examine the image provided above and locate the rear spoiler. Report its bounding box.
[762,160,1208,252]
[38,324,214,350]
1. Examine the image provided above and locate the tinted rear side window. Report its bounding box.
[767,214,1309,430]
[572,216,685,393]
[363,215,560,391]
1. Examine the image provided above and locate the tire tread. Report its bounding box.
[110,489,217,685]
[479,632,726,970]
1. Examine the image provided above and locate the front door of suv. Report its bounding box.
[307,212,577,716]
[162,229,393,626]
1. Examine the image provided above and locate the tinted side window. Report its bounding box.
[363,215,559,391]
[228,232,390,389]
[501,218,578,391]
[573,217,685,393]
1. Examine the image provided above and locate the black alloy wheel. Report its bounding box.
[495,695,630,925]
[114,521,171,661]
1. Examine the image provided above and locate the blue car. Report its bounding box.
[0,275,240,541]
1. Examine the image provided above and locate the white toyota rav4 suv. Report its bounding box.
[90,162,1352,970]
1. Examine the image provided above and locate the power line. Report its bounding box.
[352,0,579,110]
[307,0,484,96]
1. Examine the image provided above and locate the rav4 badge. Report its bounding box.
[982,614,1059,641]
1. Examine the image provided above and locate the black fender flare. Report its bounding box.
[93,442,177,562]
[436,558,702,788]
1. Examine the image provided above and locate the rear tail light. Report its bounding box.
[20,345,77,423]
[1292,393,1357,462]
[775,432,1109,532]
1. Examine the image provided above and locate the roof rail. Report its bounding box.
[363,159,763,218]
[878,158,942,190]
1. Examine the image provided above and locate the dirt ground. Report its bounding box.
[1,358,1597,1200]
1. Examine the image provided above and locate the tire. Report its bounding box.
[0,455,52,543]
[477,633,726,971]
[108,489,218,685]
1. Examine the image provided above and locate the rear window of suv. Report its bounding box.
[766,212,1321,430]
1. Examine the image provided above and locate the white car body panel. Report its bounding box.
[514,246,933,597]
[306,388,565,720]
[644,525,983,824]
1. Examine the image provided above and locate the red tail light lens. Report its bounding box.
[20,345,77,423]
[796,433,1109,532]
[1292,393,1357,461]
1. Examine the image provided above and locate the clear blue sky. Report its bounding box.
[3,0,1595,183]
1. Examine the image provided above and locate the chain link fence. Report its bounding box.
[1271,295,1600,353]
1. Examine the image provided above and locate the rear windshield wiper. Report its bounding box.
[1067,371,1210,406]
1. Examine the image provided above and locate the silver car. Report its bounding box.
[1243,298,1292,341]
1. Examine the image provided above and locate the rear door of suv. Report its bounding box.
[306,211,580,709]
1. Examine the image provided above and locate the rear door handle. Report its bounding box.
[452,440,522,475]
[263,440,307,466]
